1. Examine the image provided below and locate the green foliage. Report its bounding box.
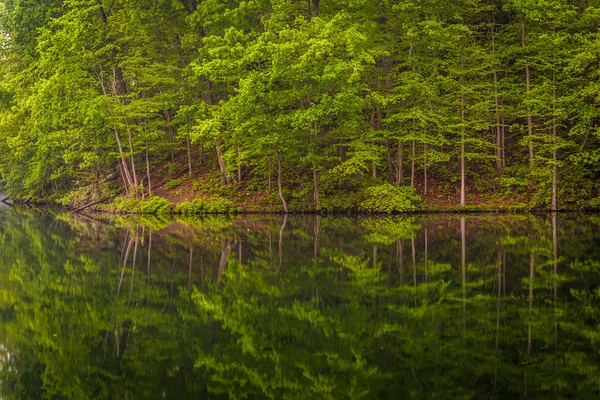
[114,197,142,214]
[320,190,364,211]
[165,163,181,176]
[1,210,600,398]
[193,174,233,197]
[361,217,420,244]
[56,182,112,208]
[114,196,173,215]
[587,196,600,210]
[174,197,240,215]
[0,0,598,211]
[527,166,553,210]
[360,184,421,213]
[165,178,182,190]
[139,196,173,215]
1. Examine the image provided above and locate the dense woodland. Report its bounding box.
[1,0,600,212]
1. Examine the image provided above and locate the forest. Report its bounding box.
[1,0,600,212]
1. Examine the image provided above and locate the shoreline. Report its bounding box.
[4,197,599,216]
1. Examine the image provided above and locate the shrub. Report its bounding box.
[360,184,421,213]
[165,162,181,175]
[140,196,173,215]
[588,197,600,210]
[193,173,233,197]
[174,198,205,216]
[114,196,173,215]
[174,197,240,215]
[320,191,363,211]
[165,178,182,190]
[114,197,141,213]
[204,197,240,213]
[499,164,529,195]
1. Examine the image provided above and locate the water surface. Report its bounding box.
[0,208,599,399]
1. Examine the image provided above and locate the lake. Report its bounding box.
[0,208,599,399]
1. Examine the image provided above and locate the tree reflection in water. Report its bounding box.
[0,209,599,399]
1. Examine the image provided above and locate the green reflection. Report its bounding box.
[0,209,599,399]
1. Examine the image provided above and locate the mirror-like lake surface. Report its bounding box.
[0,209,599,399]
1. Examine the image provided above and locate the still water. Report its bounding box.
[0,208,599,399]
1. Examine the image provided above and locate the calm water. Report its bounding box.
[0,208,599,399]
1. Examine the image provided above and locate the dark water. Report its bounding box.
[0,209,599,399]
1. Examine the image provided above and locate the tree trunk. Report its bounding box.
[410,140,416,187]
[205,79,229,185]
[492,20,502,174]
[237,145,242,183]
[188,245,193,295]
[493,72,502,174]
[553,213,558,349]
[397,240,404,284]
[460,54,466,207]
[147,229,152,276]
[522,16,534,167]
[117,237,134,298]
[396,140,404,185]
[313,215,321,258]
[178,0,197,14]
[312,0,320,16]
[278,214,288,279]
[94,65,134,189]
[461,217,466,334]
[373,246,378,269]
[338,145,347,161]
[276,150,289,213]
[128,235,139,306]
[123,114,138,188]
[216,239,231,285]
[501,112,506,168]
[95,13,134,190]
[163,107,176,164]
[111,75,138,189]
[121,109,138,189]
[496,245,502,350]
[146,139,152,197]
[186,134,193,176]
[144,115,152,196]
[423,143,428,196]
[71,195,115,213]
[528,252,534,356]
[117,157,130,194]
[386,140,394,183]
[424,226,428,284]
[216,140,228,185]
[268,158,272,193]
[411,236,416,288]
[313,168,320,211]
[552,67,558,211]
[116,129,133,187]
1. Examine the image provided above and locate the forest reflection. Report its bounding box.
[0,209,599,399]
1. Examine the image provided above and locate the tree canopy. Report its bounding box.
[0,0,599,211]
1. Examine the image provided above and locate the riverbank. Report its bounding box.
[49,178,598,215]
[5,162,599,214]
[90,172,600,214]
